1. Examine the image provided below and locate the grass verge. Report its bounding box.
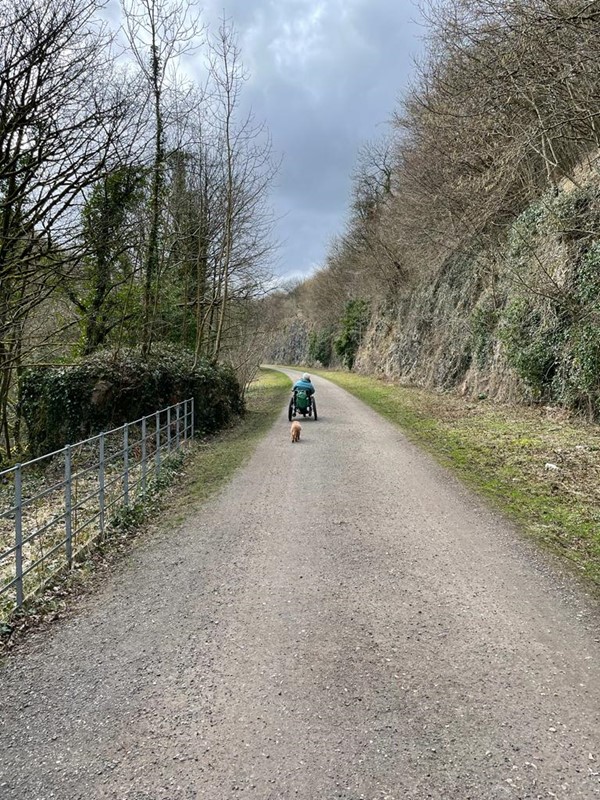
[174,367,291,511]
[316,369,600,587]
[0,368,291,658]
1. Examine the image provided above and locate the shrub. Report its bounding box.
[308,327,334,367]
[557,243,600,415]
[334,299,370,370]
[19,345,243,456]
[499,297,563,401]
[470,297,499,369]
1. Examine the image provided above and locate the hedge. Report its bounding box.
[19,346,243,457]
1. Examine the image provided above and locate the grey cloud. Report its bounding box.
[201,0,421,278]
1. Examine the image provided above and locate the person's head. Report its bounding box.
[302,373,310,382]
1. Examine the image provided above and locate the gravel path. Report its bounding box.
[1,370,599,800]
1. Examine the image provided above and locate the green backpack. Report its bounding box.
[296,389,309,410]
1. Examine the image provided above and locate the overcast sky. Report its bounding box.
[199,0,423,281]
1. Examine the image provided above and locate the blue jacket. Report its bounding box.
[293,378,315,395]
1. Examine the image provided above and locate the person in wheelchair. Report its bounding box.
[292,373,315,397]
[289,373,317,420]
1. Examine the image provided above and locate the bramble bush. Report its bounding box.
[19,346,243,456]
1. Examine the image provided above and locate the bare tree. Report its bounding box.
[0,0,139,459]
[205,17,278,362]
[120,0,203,354]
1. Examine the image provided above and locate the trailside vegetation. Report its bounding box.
[0,0,276,465]
[334,300,370,370]
[19,348,243,457]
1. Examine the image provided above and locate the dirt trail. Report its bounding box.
[1,369,599,800]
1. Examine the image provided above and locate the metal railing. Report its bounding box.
[0,399,194,622]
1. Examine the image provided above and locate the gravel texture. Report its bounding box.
[1,369,599,800]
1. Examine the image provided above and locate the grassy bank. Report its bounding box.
[317,369,600,586]
[175,367,290,510]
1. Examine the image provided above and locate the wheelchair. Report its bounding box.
[288,389,317,421]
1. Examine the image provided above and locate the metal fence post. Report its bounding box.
[141,416,147,493]
[99,433,105,536]
[183,399,188,442]
[155,410,161,477]
[167,406,171,452]
[64,446,72,568]
[191,397,195,439]
[123,423,129,508]
[176,404,180,451]
[14,464,23,608]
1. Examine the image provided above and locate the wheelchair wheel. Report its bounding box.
[288,397,294,422]
[312,399,318,421]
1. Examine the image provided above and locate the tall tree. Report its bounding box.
[121,0,203,355]
[0,0,137,459]
[206,17,277,361]
[77,165,147,354]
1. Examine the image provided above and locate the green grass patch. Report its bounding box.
[180,368,291,507]
[316,369,600,586]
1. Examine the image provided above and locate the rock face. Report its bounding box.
[266,170,600,417]
[355,177,600,415]
[355,250,525,403]
[265,316,310,366]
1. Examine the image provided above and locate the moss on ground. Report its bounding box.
[316,369,600,586]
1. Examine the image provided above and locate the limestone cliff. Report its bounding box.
[355,174,600,415]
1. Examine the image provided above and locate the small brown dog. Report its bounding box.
[290,420,301,443]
